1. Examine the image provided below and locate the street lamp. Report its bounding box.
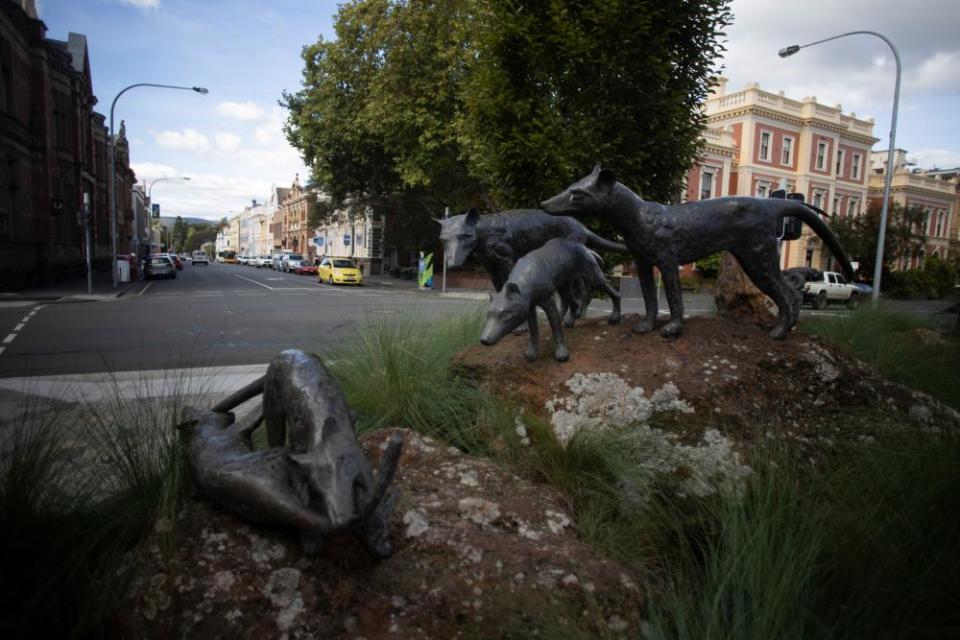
[779,31,901,307]
[109,84,208,288]
[147,175,191,200]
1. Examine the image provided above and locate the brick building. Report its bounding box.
[278,174,315,260]
[0,0,135,288]
[688,79,877,272]
[868,150,958,269]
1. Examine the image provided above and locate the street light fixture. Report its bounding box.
[779,31,901,307]
[109,83,209,288]
[147,175,191,200]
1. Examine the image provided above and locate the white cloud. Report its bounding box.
[910,51,960,94]
[117,0,160,8]
[155,129,210,153]
[130,162,179,182]
[214,101,268,122]
[215,132,243,153]
[909,149,960,170]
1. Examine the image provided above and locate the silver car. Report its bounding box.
[281,253,306,273]
[144,254,176,279]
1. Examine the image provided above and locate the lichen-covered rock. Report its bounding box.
[119,429,644,639]
[714,251,778,326]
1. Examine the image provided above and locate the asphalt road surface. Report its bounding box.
[0,263,954,378]
[0,263,484,377]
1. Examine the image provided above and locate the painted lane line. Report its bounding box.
[232,273,274,290]
[0,346,4,355]
[14,323,24,331]
[20,316,31,323]
[2,333,16,344]
[138,281,153,296]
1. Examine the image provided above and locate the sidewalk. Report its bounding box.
[0,269,141,303]
[365,272,490,300]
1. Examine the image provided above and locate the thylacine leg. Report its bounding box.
[658,263,685,338]
[634,260,658,333]
[262,369,287,447]
[559,283,579,327]
[523,309,540,361]
[539,297,569,362]
[586,259,621,325]
[733,249,797,339]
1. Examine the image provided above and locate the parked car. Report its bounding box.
[280,253,306,273]
[238,255,248,265]
[318,257,363,285]
[254,255,273,268]
[192,251,209,265]
[164,253,183,270]
[271,253,286,270]
[798,269,860,310]
[144,254,176,279]
[292,262,317,275]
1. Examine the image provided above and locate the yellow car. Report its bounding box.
[318,257,363,285]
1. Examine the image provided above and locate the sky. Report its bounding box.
[35,0,960,221]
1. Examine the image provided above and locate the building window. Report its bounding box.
[935,211,946,237]
[812,190,825,209]
[835,149,844,176]
[851,154,862,180]
[918,250,925,269]
[759,131,771,161]
[832,196,841,217]
[756,181,770,198]
[816,142,827,170]
[848,198,859,217]
[782,137,793,165]
[700,170,714,200]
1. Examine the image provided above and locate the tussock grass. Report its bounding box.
[0,368,206,637]
[804,306,960,408]
[324,309,513,454]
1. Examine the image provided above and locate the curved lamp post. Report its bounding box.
[110,84,208,288]
[779,31,901,307]
[147,175,191,200]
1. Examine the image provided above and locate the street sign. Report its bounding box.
[313,236,324,246]
[151,203,160,218]
[343,233,351,246]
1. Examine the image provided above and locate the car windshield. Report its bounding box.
[288,254,304,260]
[333,259,356,268]
[149,257,170,265]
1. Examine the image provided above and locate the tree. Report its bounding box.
[831,200,927,280]
[183,227,218,253]
[283,0,731,218]
[172,216,187,253]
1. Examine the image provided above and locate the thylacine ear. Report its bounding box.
[505,282,522,300]
[590,164,602,177]
[465,208,480,226]
[596,168,617,194]
[432,217,445,225]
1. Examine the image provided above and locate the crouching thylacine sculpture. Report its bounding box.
[480,233,622,362]
[438,208,626,328]
[178,349,402,557]
[541,165,854,340]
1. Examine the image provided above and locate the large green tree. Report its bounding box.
[283,0,731,216]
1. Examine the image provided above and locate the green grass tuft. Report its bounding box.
[803,306,960,408]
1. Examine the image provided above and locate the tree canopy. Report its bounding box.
[832,201,927,280]
[282,0,731,217]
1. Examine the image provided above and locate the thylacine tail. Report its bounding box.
[779,201,855,281]
[583,230,627,254]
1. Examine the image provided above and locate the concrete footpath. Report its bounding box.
[0,269,141,303]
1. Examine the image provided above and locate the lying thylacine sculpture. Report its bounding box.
[541,166,854,339]
[178,349,402,557]
[480,233,622,362]
[438,208,626,327]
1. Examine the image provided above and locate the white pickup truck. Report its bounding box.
[799,270,860,310]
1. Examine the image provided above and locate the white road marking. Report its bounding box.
[14,323,24,331]
[20,316,31,323]
[2,334,16,344]
[233,273,274,290]
[137,281,153,296]
[0,347,4,355]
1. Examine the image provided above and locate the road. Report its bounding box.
[0,263,483,378]
[0,263,954,379]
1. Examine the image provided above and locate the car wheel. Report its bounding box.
[846,293,859,310]
[813,291,827,310]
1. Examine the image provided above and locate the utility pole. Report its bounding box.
[82,192,92,295]
[442,206,449,293]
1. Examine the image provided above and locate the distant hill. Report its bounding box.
[155,216,217,231]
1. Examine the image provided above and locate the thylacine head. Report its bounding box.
[436,209,481,268]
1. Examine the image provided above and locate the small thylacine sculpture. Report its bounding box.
[438,208,626,327]
[541,165,854,339]
[480,233,622,362]
[178,349,402,557]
